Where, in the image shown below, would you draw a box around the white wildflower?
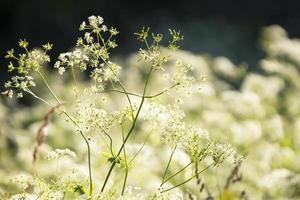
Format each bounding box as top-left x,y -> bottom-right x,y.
54,61 -> 60,68
8,90 -> 13,98
45,148 -> 76,160
17,92 -> 23,98
58,67 -> 65,75
79,21 -> 86,30
102,25 -> 108,32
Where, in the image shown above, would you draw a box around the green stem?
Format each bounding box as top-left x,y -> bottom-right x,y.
96,35 -> 134,120
71,65 -> 78,85
101,66 -> 153,192
25,88 -> 54,108
161,145 -> 177,185
121,123 -> 129,195
145,83 -> 180,98
102,60 -> 135,120
160,163 -> 214,193
103,130 -> 115,157
30,71 -> 93,196
37,70 -> 61,104
116,66 -> 153,156
102,83 -> 180,99
128,130 -> 153,165
161,161 -> 193,186
79,130 -> 93,197
62,111 -> 93,197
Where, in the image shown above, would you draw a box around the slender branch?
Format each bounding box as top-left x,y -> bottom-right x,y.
102,83 -> 180,99
145,83 -> 180,98
101,66 -> 153,192
116,66 -> 153,156
101,59 -> 135,120
161,161 -> 193,186
25,90 -> 93,197
161,145 -> 177,185
103,130 -> 115,157
121,123 -> 129,195
25,88 -> 54,108
71,66 -> 78,85
37,70 -> 61,104
79,130 -> 93,197
160,163 -> 215,193
102,89 -> 142,98
61,111 -> 93,197
128,130 -> 153,165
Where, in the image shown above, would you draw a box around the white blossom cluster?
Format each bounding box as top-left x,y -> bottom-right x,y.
10,174 -> 64,200
3,40 -> 52,98
141,102 -> 235,165
45,148 -> 77,160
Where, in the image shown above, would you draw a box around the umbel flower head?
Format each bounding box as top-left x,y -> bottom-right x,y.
3,40 -> 52,98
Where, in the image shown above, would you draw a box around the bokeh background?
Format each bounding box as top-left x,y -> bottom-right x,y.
1,0 -> 300,85
2,1 -> 300,199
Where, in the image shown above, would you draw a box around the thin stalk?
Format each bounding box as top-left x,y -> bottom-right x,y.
36,70 -> 92,195
61,111 -> 93,197
26,89 -> 93,197
71,65 -> 78,85
25,88 -> 54,108
116,66 -> 153,156
102,89 -> 142,98
121,123 -> 129,195
161,161 -> 193,186
101,162 -> 116,192
101,66 -> 153,192
160,163 -> 214,193
96,34 -> 134,120
103,130 -> 115,157
102,60 -> 134,120
102,82 -> 179,99
161,145 -> 177,185
145,83 -> 180,98
70,66 -> 93,195
79,130 -> 93,197
37,70 -> 61,104
128,130 -> 153,165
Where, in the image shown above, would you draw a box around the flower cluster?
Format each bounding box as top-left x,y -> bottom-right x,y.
53,15 -> 121,92
142,102 -> 235,165
45,148 -> 77,160
3,41 -> 52,98
135,27 -> 183,71
167,60 -> 196,95
3,75 -> 36,98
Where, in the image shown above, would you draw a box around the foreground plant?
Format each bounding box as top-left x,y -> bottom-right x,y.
3,16 -> 236,199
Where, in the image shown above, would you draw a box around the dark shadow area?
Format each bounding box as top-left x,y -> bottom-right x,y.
1,0 -> 300,85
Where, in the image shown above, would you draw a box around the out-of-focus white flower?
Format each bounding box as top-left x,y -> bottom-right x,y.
259,168 -> 292,190
213,56 -> 242,79
58,67 -> 65,75
242,74 -> 284,102
45,148 -> 76,160
230,120 -> 262,145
